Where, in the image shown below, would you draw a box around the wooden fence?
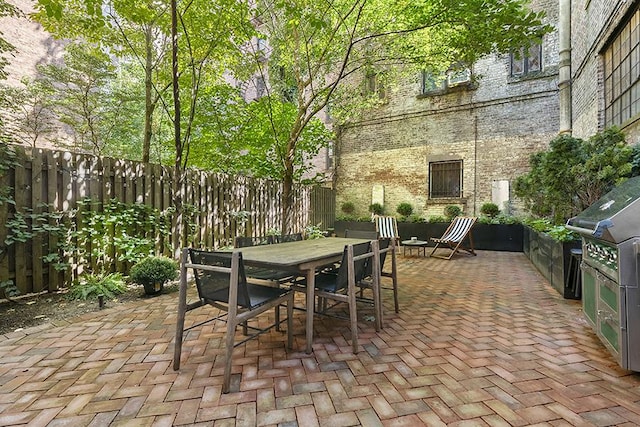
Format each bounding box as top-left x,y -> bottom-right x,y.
0,145 -> 335,297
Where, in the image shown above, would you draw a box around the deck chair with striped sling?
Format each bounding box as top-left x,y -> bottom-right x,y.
374,215 -> 400,244
430,216 -> 478,260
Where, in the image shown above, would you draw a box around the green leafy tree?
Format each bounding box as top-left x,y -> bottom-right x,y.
573,127 -> 633,209
190,92 -> 332,181
250,0 -> 551,233
515,128 -> 635,224
0,77 -> 58,146
34,0 -> 172,162
36,42 -> 139,155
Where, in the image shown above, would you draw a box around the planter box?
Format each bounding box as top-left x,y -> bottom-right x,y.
333,220 -> 375,237
472,223 -> 523,252
334,220 -> 523,252
523,226 -> 580,299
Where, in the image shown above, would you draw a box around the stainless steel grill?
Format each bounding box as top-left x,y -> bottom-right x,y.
566,176 -> 640,371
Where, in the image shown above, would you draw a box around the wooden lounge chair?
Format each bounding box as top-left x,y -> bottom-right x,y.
430,216 -> 478,260
374,215 -> 400,242
173,248 -> 294,393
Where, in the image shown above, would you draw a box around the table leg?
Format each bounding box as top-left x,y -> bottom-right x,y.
305,268 -> 315,354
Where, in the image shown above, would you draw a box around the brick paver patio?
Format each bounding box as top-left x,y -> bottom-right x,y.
1,250 -> 640,426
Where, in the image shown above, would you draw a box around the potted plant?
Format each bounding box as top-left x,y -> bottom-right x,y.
129,256 -> 178,296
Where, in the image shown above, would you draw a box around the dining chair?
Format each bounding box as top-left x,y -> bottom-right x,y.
234,235 -> 274,247
354,237 -> 399,320
344,230 -> 400,314
234,235 -> 296,285
343,229 -> 378,239
291,241 -> 381,353
173,248 -> 294,393
273,233 -> 303,243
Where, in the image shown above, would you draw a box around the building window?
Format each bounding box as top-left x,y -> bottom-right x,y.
421,65 -> 471,95
510,44 -> 542,77
429,160 -> 462,198
604,6 -> 640,127
422,71 -> 446,93
365,73 -> 386,100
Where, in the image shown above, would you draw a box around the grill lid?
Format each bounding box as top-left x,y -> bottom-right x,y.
566,176 -> 640,243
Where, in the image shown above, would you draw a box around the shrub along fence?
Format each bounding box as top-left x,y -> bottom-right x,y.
0,145 -> 334,297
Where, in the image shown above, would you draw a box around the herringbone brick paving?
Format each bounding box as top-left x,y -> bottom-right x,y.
1,250 -> 640,426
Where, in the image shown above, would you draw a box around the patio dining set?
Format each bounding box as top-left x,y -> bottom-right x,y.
172,215 -> 478,393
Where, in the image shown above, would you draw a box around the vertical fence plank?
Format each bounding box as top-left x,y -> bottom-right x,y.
59,152 -> 74,284
46,151 -> 60,291
31,149 -> 44,293
0,146 -> 13,296
13,147 -> 29,294
103,157 -> 114,201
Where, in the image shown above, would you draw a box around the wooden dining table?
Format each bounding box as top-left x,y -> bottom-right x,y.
233,237 -> 370,353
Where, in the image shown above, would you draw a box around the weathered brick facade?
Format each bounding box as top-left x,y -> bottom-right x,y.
570,0 -> 640,143
336,0 -> 560,219
2,0 -> 63,88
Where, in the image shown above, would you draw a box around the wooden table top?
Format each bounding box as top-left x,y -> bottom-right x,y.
233,237 -> 370,269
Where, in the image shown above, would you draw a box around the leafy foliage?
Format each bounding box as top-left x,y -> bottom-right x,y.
396,203 -> 414,218
190,95 -> 332,182
477,213 -> 521,225
35,42 -> 142,155
480,203 -> 500,218
303,224 -> 326,240
408,214 -> 426,223
369,203 -> 384,215
522,217 -> 577,242
129,256 -> 178,287
444,205 -> 462,220
427,215 -> 448,223
340,201 -> 356,215
515,128 -> 636,224
72,199 -> 173,273
67,272 -> 127,301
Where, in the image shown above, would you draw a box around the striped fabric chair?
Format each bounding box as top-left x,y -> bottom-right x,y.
374,215 -> 400,242
430,216 -> 478,260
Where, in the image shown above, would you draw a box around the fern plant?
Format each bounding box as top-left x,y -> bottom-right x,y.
67,272 -> 127,301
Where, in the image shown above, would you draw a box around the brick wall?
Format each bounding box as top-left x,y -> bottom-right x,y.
570,0 -> 640,142
336,0 -> 560,219
1,0 -> 64,88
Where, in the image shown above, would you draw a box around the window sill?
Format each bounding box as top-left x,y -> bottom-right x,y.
508,66 -> 558,83
417,81 -> 477,99
425,198 -> 467,206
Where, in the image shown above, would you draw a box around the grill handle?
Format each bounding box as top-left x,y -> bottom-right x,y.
566,220 -> 613,239
566,224 -> 596,237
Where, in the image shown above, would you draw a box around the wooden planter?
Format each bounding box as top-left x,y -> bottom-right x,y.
333,221 -> 524,252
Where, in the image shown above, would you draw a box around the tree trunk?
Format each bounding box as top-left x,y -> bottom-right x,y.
170,0 -> 184,257
281,144 -> 296,235
142,25 -> 154,164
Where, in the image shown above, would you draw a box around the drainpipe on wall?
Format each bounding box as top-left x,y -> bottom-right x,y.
558,0 -> 572,135
473,114 -> 478,216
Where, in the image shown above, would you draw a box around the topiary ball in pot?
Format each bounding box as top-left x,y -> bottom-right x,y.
396,202 -> 413,219
130,256 -> 178,296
